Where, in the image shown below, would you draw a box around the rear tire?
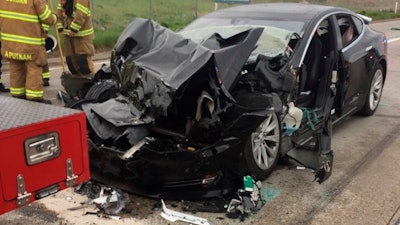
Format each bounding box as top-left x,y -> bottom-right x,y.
359,64 -> 384,116
243,112 -> 281,180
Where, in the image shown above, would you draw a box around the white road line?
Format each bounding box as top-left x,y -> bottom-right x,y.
388,37 -> 400,43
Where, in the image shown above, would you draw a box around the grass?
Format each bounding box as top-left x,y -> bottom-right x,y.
360,10 -> 400,20
89,0 -> 217,49
49,0 -> 400,51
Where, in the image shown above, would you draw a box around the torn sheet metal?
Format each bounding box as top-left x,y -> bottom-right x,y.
113,18 -> 262,91
111,18 -> 263,116
161,199 -> 214,225
81,95 -> 149,127
81,184 -> 128,216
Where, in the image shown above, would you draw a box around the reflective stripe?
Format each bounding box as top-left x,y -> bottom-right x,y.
26,89 -> 44,98
0,10 -> 39,23
57,3 -> 63,10
42,24 -> 50,32
1,32 -> 45,45
42,71 -> 50,79
77,28 -> 94,37
63,28 -> 94,37
10,87 -> 26,95
76,3 -> 91,16
57,22 -> 63,29
70,21 -> 82,31
38,5 -> 52,21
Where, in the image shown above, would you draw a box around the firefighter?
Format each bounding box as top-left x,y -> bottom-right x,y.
0,42 -> 10,93
0,0 -> 57,103
57,0 -> 95,97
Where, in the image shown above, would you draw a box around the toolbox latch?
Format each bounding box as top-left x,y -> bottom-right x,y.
16,174 -> 31,207
65,158 -> 78,187
24,131 -> 60,165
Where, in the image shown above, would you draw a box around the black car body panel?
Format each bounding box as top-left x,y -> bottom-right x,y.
65,3 -> 387,199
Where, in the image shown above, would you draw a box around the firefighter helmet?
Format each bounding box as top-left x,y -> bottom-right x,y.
45,34 -> 57,53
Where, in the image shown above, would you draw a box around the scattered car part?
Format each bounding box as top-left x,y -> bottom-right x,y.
161,199 -> 214,225
92,187 -> 127,215
226,176 -> 264,221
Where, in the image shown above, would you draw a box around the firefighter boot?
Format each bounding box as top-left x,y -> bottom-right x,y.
43,78 -> 50,87
0,83 -> 10,92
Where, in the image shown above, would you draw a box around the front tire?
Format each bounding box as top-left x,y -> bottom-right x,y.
359,64 -> 384,116
243,112 -> 281,180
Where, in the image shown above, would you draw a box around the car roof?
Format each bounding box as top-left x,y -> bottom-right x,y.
201,3 -> 342,22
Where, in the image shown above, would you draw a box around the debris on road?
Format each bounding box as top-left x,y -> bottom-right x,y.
226,176 -> 265,221
161,199 -> 214,225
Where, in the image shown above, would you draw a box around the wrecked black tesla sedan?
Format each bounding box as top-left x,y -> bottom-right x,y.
65,3 -> 387,199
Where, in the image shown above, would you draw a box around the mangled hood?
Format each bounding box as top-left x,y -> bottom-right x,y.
111,18 -> 263,114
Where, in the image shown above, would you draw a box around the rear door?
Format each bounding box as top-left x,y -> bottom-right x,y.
336,14 -> 369,116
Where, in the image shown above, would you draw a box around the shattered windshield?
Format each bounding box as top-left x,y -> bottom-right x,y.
179,25 -> 295,62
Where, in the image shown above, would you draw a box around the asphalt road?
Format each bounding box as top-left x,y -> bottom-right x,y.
1,20 -> 400,225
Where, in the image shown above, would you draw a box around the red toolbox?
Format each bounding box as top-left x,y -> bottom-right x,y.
0,96 -> 90,215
